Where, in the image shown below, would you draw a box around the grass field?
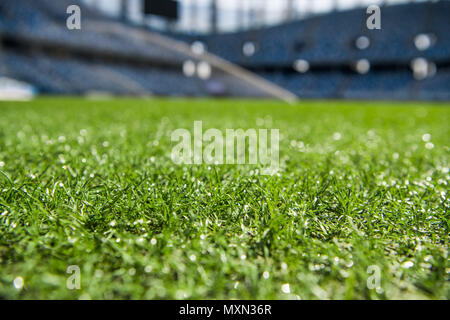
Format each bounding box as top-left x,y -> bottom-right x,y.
0,97 -> 448,299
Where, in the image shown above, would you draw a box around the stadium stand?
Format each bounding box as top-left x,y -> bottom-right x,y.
0,0 -> 448,100
0,0 -> 291,99
196,2 -> 450,66
183,1 -> 450,100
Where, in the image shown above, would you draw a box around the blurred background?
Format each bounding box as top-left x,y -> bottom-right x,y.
0,0 -> 448,100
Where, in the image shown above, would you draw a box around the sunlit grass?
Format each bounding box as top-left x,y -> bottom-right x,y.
0,97 -> 448,299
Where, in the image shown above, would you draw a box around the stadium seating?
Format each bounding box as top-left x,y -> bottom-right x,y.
0,0 -> 187,64
191,1 -> 450,100
0,0 -> 273,97
198,2 -> 450,66
0,0 -> 448,100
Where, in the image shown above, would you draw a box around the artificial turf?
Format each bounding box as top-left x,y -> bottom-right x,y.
0,97 -> 448,299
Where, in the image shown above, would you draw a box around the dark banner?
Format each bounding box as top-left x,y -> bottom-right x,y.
143,0 -> 179,20
0,300 -> 444,318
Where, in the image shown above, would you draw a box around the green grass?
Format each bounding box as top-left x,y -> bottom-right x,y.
0,97 -> 448,299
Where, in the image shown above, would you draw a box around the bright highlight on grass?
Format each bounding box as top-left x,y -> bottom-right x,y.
0,98 -> 448,299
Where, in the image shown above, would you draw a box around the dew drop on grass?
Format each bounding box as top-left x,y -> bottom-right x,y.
13,276 -> 24,290
422,133 -> 431,142
425,142 -> 434,150
333,132 -> 342,141
281,283 -> 291,294
402,261 -> 414,269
